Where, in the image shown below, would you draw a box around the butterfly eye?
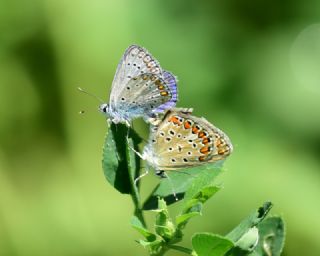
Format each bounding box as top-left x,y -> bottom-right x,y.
99,104 -> 109,113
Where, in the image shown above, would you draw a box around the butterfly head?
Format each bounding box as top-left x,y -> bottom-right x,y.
99,103 -> 110,116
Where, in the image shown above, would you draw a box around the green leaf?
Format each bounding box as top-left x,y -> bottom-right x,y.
136,239 -> 163,254
176,210 -> 201,227
183,170 -> 222,203
192,233 -> 234,256
176,200 -> 202,225
131,216 -> 157,242
102,123 -> 141,194
235,227 -> 259,252
143,162 -> 224,210
154,198 -> 175,241
250,216 -> 285,256
175,186 -> 220,230
185,185 -> 221,206
226,202 -> 273,243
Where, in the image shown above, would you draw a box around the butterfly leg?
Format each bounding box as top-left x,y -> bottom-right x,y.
126,136 -> 144,159
134,167 -> 149,186
125,120 -> 131,127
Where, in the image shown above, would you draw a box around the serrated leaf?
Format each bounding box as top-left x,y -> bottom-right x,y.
192,233 -> 234,256
143,162 -> 223,210
226,202 -> 273,243
250,216 -> 285,256
102,123 -> 141,194
131,216 -> 156,242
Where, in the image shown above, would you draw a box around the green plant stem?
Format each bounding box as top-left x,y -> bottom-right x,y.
126,139 -> 146,227
167,245 -> 193,255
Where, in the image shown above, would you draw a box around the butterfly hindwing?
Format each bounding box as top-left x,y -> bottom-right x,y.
144,108 -> 232,170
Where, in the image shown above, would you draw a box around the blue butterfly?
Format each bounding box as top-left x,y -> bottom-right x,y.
100,45 -> 178,125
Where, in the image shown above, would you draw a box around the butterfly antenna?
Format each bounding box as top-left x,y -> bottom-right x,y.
77,87 -> 104,103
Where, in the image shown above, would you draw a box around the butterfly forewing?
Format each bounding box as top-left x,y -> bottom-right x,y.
145,109 -> 232,170
110,45 -> 162,106
112,71 -> 177,120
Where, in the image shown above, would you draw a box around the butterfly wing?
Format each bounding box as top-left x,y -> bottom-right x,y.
109,45 -> 163,109
144,108 -> 232,171
113,71 -> 178,120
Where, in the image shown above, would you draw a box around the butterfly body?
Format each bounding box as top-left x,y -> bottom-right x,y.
142,108 -> 233,171
101,45 -> 178,124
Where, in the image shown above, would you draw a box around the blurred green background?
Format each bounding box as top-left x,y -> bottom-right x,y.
1,0 -> 320,255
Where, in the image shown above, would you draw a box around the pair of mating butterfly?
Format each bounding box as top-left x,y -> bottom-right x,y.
98,45 -> 232,179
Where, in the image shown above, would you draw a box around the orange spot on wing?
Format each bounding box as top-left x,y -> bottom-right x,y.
169,116 -> 181,125
218,148 -> 225,155
155,80 -> 162,85
198,131 -> 205,138
184,120 -> 191,129
200,146 -> 210,154
215,138 -> 222,146
202,137 -> 209,144
192,126 -> 199,134
199,156 -> 206,161
160,91 -> 169,96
